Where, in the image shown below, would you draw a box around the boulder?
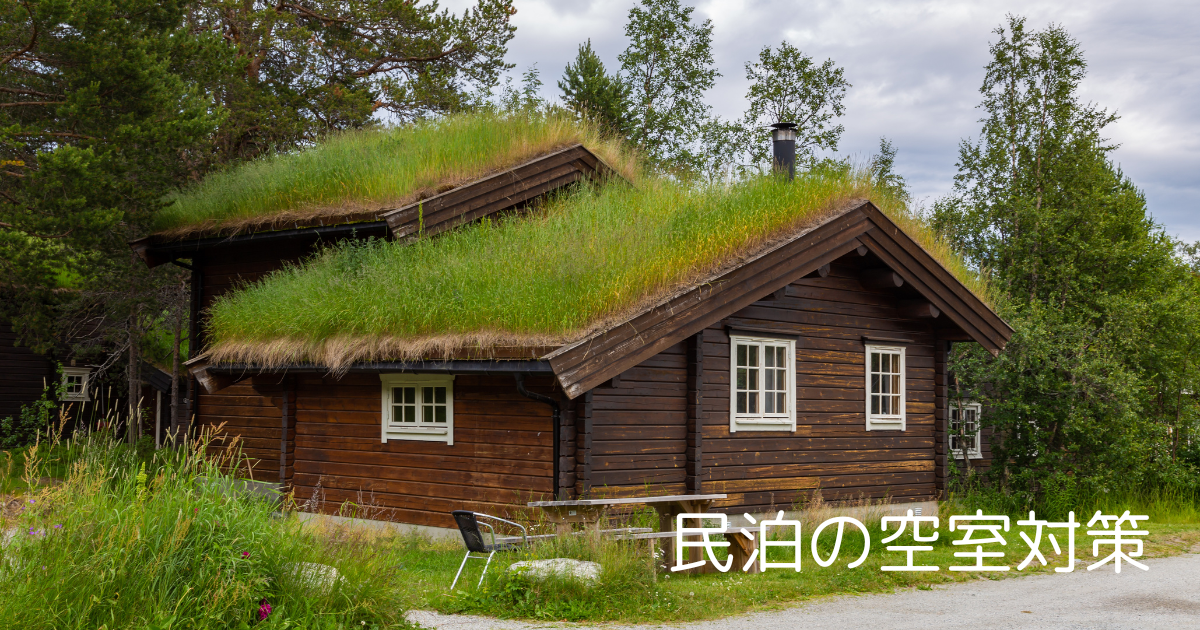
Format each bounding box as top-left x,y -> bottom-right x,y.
507,558 -> 601,584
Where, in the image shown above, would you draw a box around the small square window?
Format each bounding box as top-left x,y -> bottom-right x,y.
61,368 -> 91,402
865,345 -> 905,430
950,401 -> 982,459
380,375 -> 454,444
730,336 -> 795,432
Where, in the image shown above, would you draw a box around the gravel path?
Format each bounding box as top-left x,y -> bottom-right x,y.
406,553 -> 1200,630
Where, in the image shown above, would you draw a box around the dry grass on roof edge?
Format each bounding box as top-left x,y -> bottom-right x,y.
199,197 -> 866,373
152,113 -> 640,241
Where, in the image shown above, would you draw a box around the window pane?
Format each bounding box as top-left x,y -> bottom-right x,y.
765,347 -> 775,368
872,374 -> 881,394
776,392 -> 785,414
748,368 -> 758,391
737,367 -> 747,390
435,406 -> 447,423
747,345 -> 758,367
737,392 -> 746,414
434,387 -> 446,404
737,344 -> 747,367
748,392 -> 758,414
871,395 -> 880,415
765,392 -> 775,413
404,387 -> 415,404
422,387 -> 433,403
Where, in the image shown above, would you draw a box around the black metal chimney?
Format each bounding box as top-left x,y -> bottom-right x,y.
771,122 -> 797,180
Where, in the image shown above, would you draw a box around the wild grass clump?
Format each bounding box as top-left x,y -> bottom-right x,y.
154,111 -> 637,237
206,165 -> 991,368
0,432 -> 412,629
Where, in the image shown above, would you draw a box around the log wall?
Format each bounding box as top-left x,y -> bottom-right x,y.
0,322 -> 55,421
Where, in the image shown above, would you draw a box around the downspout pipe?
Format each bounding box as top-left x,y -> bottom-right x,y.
515,373 -> 562,499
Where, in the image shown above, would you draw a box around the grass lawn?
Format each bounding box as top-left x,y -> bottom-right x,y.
384,507 -> 1200,624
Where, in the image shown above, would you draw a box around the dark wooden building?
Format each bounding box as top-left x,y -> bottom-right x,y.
135,144 -> 1011,532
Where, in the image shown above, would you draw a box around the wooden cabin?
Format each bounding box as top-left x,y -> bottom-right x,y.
133,123 -> 1011,532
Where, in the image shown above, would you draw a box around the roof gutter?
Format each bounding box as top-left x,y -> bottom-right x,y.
130,221 -> 390,268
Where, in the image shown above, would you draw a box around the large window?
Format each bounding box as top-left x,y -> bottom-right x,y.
61,367 -> 92,402
865,344 -> 905,430
729,335 -> 795,432
380,375 -> 454,444
949,401 -> 982,459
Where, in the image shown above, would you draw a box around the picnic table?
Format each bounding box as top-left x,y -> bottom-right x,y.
527,493 -> 728,574
527,493 -> 728,536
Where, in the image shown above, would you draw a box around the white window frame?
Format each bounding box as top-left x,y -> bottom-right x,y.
729,335 -> 796,432
61,367 -> 92,402
949,400 -> 983,459
380,374 -> 455,445
865,344 -> 906,430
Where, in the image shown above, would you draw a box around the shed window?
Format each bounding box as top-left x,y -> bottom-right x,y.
865,344 -> 905,430
61,367 -> 92,402
380,375 -> 454,444
949,401 -> 982,459
729,335 -> 795,432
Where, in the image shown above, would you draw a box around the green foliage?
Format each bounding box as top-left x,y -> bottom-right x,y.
619,0 -> 718,171
0,0 -> 227,352
0,433 -> 414,628
741,41 -> 851,165
558,40 -> 632,137
0,378 -> 59,450
189,0 -> 517,163
933,16 -> 1200,500
870,137 -> 910,203
203,165 -> 981,368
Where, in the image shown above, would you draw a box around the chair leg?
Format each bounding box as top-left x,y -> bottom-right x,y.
477,550 -> 496,588
451,551 -> 472,590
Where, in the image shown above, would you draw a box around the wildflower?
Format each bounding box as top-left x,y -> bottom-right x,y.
242,551 -> 250,558
258,598 -> 272,621
53,524 -> 61,529
27,499 -> 34,504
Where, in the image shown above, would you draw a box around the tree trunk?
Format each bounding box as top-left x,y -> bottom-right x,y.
169,297 -> 182,445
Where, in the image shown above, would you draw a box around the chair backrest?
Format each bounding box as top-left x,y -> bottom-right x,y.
452,510 -> 488,553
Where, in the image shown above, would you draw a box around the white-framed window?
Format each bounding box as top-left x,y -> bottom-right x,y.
380,374 -> 454,445
729,335 -> 796,432
865,344 -> 905,430
60,367 -> 92,402
949,401 -> 982,459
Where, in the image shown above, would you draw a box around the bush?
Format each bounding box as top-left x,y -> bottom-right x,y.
0,382 -> 57,450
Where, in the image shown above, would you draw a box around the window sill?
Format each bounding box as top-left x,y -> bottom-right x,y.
866,421 -> 905,431
731,419 -> 795,432
383,426 -> 452,444
951,451 -> 983,460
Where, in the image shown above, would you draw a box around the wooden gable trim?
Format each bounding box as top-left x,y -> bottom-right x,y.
546,203 -> 873,399
383,144 -> 620,241
853,204 -> 1012,354
546,199 -> 1015,399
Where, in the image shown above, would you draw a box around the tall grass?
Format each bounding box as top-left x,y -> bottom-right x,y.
153,111 -> 637,237
0,432 -> 412,629
205,165 -> 992,369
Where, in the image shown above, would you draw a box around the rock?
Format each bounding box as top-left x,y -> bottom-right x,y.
286,562 -> 344,594
507,558 -> 601,584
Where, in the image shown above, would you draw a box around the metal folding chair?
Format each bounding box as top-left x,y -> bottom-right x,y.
450,510 -> 528,590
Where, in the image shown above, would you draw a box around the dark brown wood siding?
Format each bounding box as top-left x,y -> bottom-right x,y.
289,373 -> 555,529
199,377 -> 291,481
0,323 -> 55,421
584,342 -> 690,496
585,256 -> 951,513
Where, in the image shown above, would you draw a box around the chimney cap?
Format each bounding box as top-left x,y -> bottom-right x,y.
770,122 -> 798,130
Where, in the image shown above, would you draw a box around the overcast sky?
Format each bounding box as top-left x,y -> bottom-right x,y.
447,0 -> 1200,242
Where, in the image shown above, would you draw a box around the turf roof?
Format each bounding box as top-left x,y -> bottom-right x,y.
203,166 -> 994,370
153,112 -> 635,239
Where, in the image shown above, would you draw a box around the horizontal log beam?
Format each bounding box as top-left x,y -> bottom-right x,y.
899,300 -> 940,319
860,268 -> 904,290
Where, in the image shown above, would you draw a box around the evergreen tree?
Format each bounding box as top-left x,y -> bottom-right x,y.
618,0 -> 718,171
558,40 -> 631,136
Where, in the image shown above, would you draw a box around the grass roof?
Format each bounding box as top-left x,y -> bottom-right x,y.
153,112 -> 636,238
204,166 -> 993,370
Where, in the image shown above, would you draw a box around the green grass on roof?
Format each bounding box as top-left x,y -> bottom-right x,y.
204,168 -> 993,369
153,112 -> 636,237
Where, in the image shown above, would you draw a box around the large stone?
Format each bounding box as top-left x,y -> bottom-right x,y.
507,558 -> 601,584
286,562 -> 344,594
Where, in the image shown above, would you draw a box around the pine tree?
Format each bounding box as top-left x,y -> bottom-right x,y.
558,40 -> 631,136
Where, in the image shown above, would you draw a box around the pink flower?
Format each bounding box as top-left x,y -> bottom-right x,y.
242,551 -> 250,558
258,598 -> 271,621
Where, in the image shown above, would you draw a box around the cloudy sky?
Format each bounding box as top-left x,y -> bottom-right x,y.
447,0 -> 1200,242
